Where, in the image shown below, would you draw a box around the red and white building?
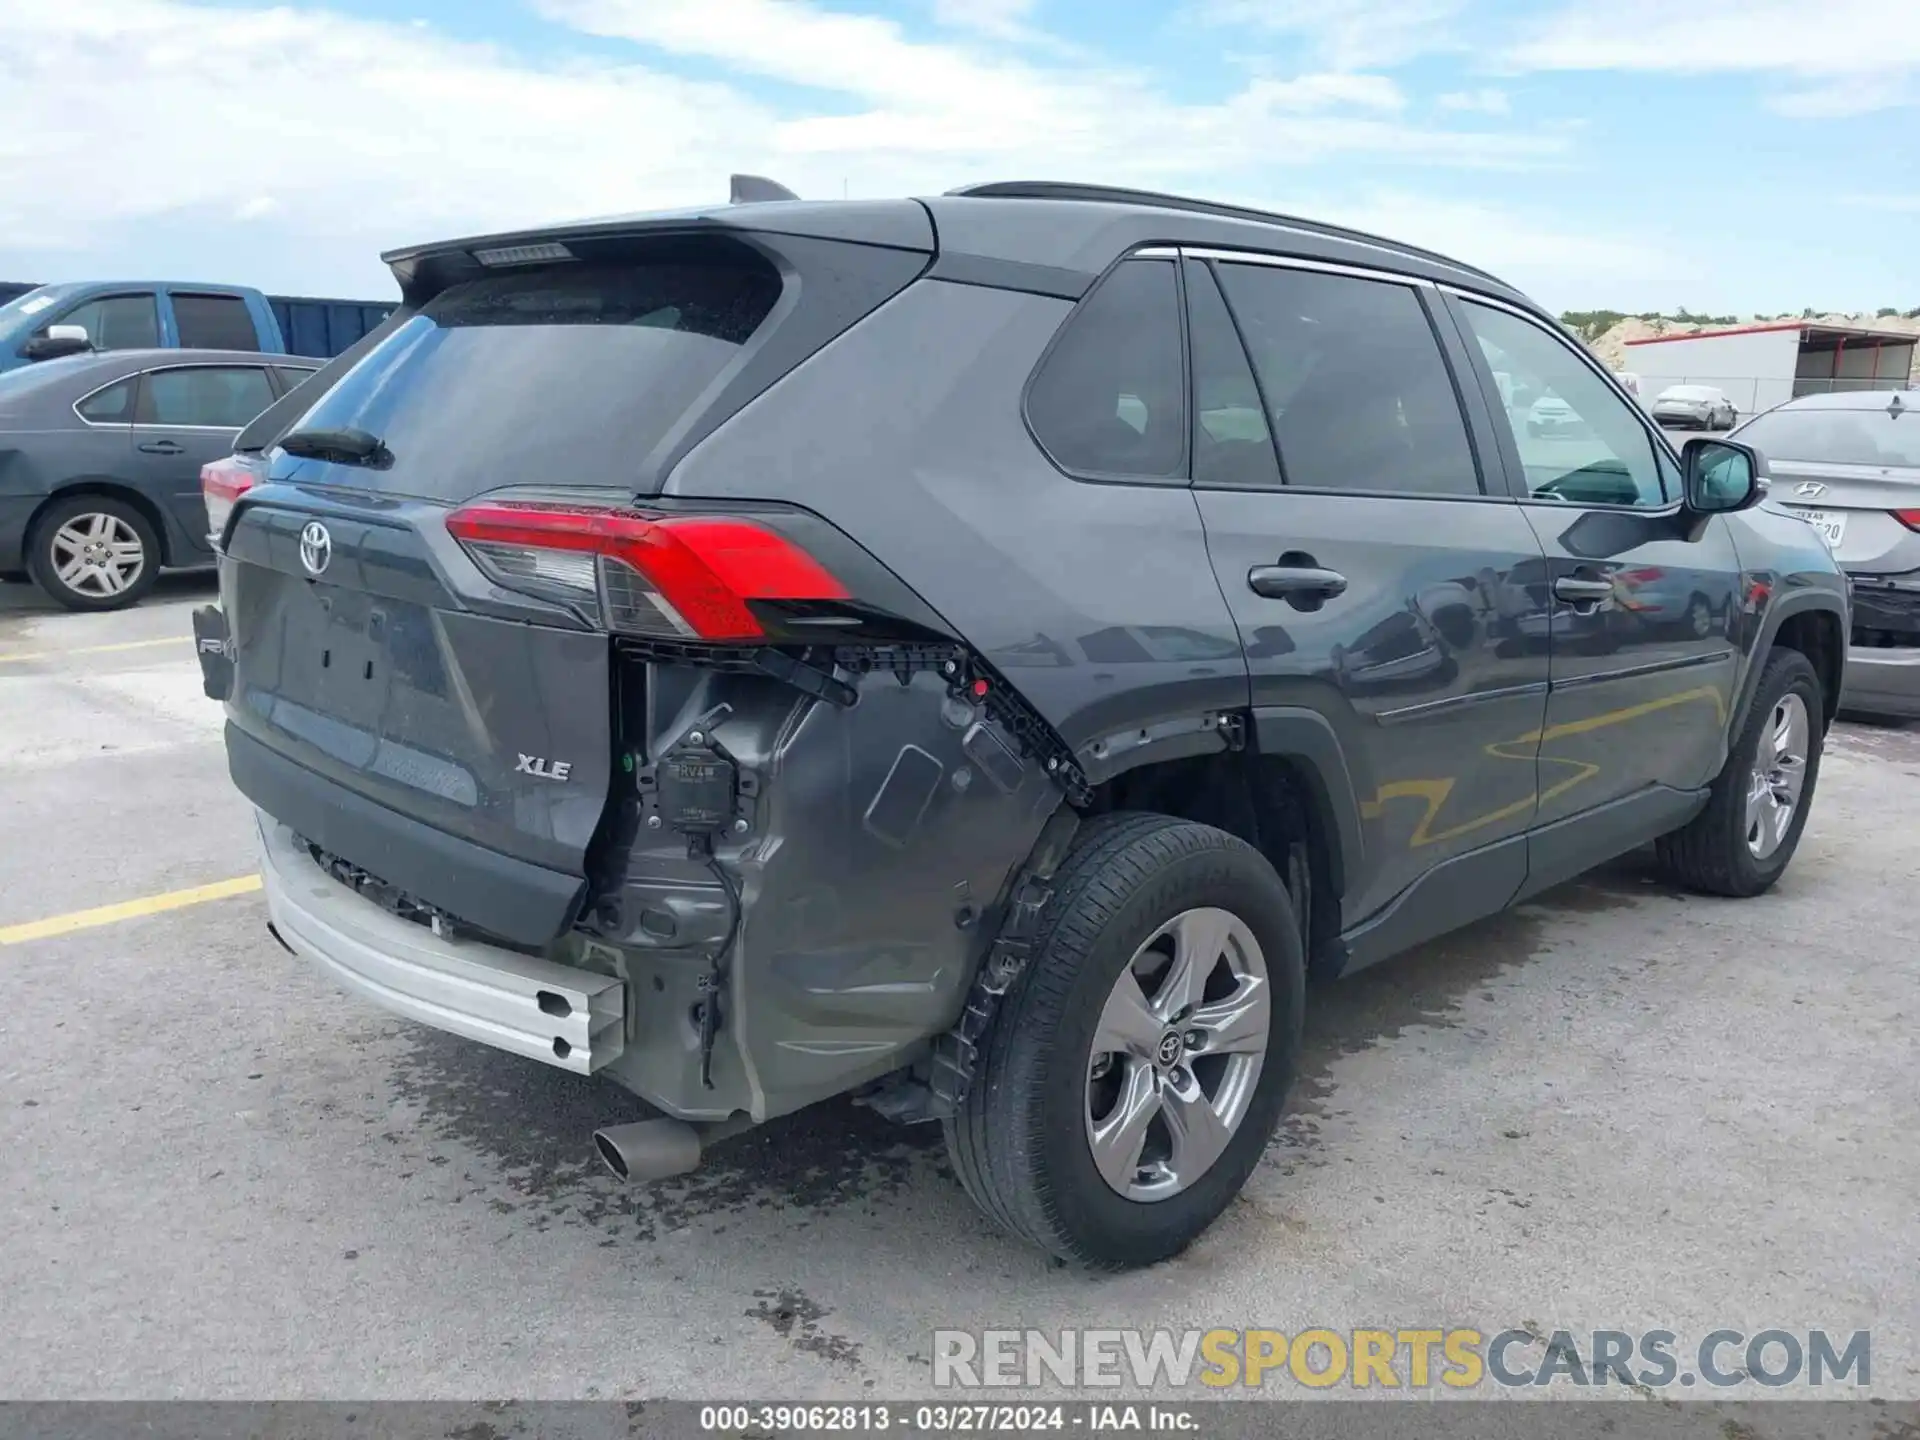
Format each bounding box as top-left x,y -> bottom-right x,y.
1624,321 -> 1917,416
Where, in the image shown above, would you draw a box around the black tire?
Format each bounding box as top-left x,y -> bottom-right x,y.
26,494 -> 160,612
1684,593 -> 1712,638
944,812 -> 1304,1269
1655,648 -> 1823,897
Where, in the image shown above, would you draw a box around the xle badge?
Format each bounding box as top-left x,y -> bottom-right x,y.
516,754 -> 573,782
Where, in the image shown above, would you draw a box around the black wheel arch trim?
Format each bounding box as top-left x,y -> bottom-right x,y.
1248,706 -> 1364,900
1734,589 -> 1848,738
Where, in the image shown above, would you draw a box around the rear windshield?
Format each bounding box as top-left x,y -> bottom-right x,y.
279,254 -> 782,500
1739,406 -> 1920,468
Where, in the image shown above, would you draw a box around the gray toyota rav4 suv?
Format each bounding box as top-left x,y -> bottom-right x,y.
197,180 -> 1849,1268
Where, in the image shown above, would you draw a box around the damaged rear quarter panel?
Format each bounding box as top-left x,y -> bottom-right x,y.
593,664 -> 1060,1124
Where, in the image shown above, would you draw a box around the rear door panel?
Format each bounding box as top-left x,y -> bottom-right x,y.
1186,255 -> 1550,925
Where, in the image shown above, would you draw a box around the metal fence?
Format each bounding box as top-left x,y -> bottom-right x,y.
1621,374 -> 1917,414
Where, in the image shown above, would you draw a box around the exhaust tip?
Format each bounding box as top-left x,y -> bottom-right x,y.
593,1129 -> 630,1181
592,1118 -> 703,1184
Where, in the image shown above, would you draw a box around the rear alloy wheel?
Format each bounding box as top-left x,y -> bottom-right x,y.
27,496 -> 159,612
945,812 -> 1304,1269
1655,648 -> 1823,896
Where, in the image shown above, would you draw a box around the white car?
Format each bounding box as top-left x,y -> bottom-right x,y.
1526,392 -> 1582,436
1651,384 -> 1738,430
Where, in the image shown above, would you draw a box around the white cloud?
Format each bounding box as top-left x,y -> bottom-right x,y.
1438,88 -> 1509,115
1254,189 -> 1674,309
1255,72 -> 1407,111
0,0 -> 1558,293
1508,0 -> 1919,110
1203,0 -> 1469,70
930,0 -> 1037,42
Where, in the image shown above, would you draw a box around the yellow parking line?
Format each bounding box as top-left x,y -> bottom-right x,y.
0,635 -> 191,665
0,875 -> 262,946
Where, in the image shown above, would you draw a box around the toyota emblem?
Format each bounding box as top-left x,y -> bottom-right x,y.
1794,481 -> 1827,499
299,520 -> 333,576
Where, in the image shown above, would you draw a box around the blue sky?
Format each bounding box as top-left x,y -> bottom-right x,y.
1,0 -> 1914,314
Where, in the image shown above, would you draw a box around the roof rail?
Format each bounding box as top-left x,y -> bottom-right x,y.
944,180 -> 1504,286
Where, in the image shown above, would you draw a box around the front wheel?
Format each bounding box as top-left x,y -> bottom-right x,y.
944,813 -> 1304,1269
1655,648 -> 1823,896
26,495 -> 160,612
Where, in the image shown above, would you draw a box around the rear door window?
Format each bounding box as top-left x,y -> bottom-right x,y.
137,366 -> 278,428
173,293 -> 260,351
53,293 -> 159,351
1025,258 -> 1187,481
281,256 -> 783,501
1214,263 -> 1482,497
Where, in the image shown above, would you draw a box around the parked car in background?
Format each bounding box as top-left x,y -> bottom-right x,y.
1526,391 -> 1583,435
1733,390 -> 1920,718
0,281 -> 393,374
0,347 -> 314,609
1651,383 -> 1737,430
193,178 -> 1846,1270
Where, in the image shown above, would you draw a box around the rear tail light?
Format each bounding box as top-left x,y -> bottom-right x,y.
201,455 -> 261,544
445,500 -> 848,641
1893,509 -> 1920,533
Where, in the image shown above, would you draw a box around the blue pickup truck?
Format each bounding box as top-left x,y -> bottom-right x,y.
0,280 -> 392,372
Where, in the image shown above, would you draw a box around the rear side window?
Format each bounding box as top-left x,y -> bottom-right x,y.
76,378 -> 136,424
283,257 -> 782,501
1026,259 -> 1186,481
173,294 -> 260,351
53,293 -> 159,351
138,367 -> 277,428
1215,264 -> 1482,497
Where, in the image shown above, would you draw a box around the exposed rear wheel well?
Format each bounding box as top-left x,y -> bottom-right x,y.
1081,750 -> 1342,977
1770,609 -> 1843,728
30,483 -> 174,568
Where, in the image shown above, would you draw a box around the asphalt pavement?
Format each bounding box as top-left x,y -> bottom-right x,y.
1,572 -> 1914,1405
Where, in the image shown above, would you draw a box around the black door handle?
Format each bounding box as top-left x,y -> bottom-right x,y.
1553,576 -> 1614,604
137,440 -> 185,455
1248,564 -> 1348,600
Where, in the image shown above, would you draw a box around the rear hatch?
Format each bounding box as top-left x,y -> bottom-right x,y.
1740,398 -> 1920,573
217,217 -> 933,946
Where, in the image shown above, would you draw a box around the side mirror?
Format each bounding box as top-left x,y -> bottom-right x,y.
1682,436 -> 1766,514
22,324 -> 93,362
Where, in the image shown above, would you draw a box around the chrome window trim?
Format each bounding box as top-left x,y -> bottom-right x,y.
1178,246 -> 1435,290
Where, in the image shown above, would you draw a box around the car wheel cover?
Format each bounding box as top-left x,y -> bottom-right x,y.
50,512 -> 145,598
1084,906 -> 1269,1203
1746,692 -> 1809,860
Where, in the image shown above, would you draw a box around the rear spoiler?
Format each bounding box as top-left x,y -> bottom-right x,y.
234,308 -> 414,454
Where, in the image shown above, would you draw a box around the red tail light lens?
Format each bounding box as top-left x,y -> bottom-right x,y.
1893,509 -> 1920,533
201,455 -> 259,544
445,501 -> 848,641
